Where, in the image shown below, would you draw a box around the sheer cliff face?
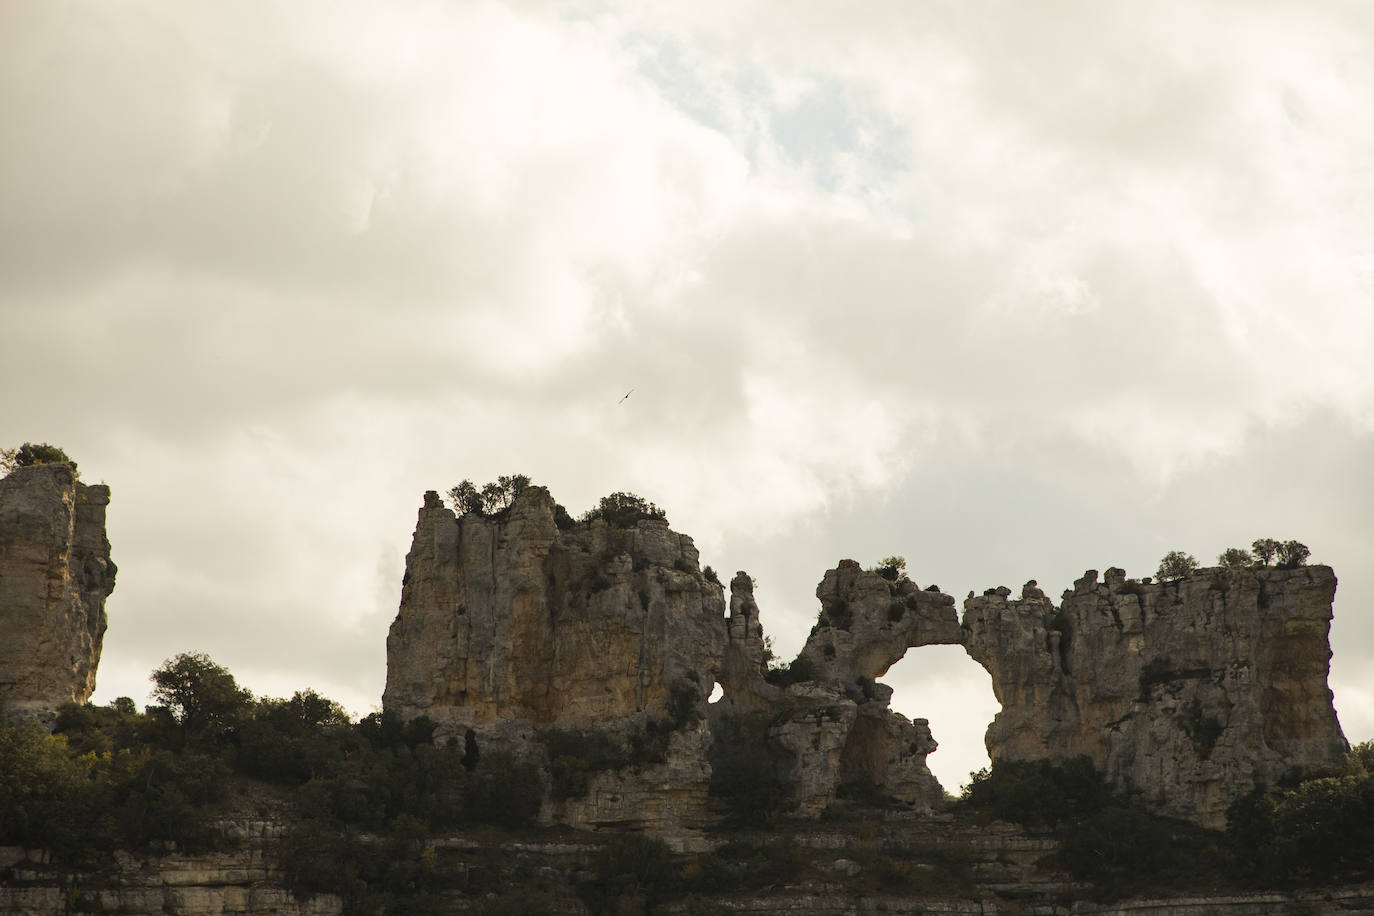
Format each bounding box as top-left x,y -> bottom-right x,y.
383,487 -> 724,728
0,464 -> 116,721
962,567 -> 1347,828
383,487 -> 726,836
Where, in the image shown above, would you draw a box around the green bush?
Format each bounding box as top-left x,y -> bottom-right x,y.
1,442 -> 78,477
1156,550 -> 1199,581
1227,743 -> 1374,885
763,653 -> 817,688
1218,547 -> 1254,568
1276,540 -> 1311,569
820,599 -> 851,630
958,757 -> 1108,828
447,474 -> 531,518
873,555 -> 907,582
580,491 -> 668,528
545,728 -> 628,799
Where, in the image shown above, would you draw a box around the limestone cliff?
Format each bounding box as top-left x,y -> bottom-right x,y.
962,566 -> 1348,828
383,486 -> 724,836
0,463 -> 115,722
716,560 -> 961,815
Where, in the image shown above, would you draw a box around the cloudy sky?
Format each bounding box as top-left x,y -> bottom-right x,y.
3,1 -> 1372,790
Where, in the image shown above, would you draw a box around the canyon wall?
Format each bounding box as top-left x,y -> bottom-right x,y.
0,463 -> 115,722
962,566 -> 1348,827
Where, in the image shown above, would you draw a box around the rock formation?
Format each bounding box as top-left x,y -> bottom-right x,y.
0,463 -> 115,722
715,560 -> 962,816
962,566 -> 1348,828
384,480 -> 1351,834
383,487 -> 724,837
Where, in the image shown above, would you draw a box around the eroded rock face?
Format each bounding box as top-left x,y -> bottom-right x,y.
0,464 -> 115,722
716,560 -> 961,815
962,568 -> 1348,828
383,487 -> 725,837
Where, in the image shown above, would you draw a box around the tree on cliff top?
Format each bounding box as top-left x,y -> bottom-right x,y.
1276,540 -> 1311,569
1,442 -> 78,478
150,652 -> 252,741
1156,550 -> 1199,582
447,474 -> 531,517
580,491 -> 668,528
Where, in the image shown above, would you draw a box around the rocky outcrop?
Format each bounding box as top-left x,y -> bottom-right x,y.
383,487 -> 724,837
716,560 -> 961,816
0,464 -> 115,722
962,567 -> 1348,828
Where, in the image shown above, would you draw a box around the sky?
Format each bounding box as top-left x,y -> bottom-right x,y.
2,1 -> 1372,791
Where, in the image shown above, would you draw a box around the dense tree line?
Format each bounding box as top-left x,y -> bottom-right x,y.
0,653 -> 541,913
958,745 -> 1374,900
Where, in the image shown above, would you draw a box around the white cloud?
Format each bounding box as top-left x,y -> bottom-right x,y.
2,0 -> 1372,757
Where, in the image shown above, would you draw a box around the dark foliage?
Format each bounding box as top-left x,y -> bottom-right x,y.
1,442 -> 78,477
1227,743 -> 1374,886
708,714 -> 793,825
580,491 -> 668,528
578,834 -> 679,914
958,756 -> 1109,828
763,653 -> 817,688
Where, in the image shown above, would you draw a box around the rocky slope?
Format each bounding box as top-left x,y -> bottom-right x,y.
962,566 -> 1348,827
0,463 -> 115,722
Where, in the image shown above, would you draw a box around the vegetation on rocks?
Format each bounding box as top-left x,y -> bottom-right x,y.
0,442 -> 78,477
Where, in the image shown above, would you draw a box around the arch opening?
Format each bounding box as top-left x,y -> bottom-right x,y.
882,644 -> 1000,794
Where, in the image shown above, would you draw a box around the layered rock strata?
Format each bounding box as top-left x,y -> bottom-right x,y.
0,463 -> 115,722
384,487 -> 724,836
717,560 -> 962,815
962,567 -> 1348,828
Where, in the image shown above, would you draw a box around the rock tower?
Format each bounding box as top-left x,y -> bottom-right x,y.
962,566 -> 1347,827
0,463 -> 116,722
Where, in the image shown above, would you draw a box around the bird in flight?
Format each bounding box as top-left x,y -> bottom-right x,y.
619,388 -> 634,404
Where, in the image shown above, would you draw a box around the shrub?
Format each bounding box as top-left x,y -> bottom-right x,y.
580,491 -> 668,528
1276,540 -> 1311,569
1227,763 -> 1374,885
874,555 -> 907,582
703,565 -> 721,586
821,599 -> 851,630
545,728 -> 630,799
763,653 -> 817,688
447,474 -> 531,517
1252,538 -> 1281,566
0,443 -> 78,477
1218,547 -> 1254,568
1156,550 -> 1199,582
958,757 -> 1108,828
